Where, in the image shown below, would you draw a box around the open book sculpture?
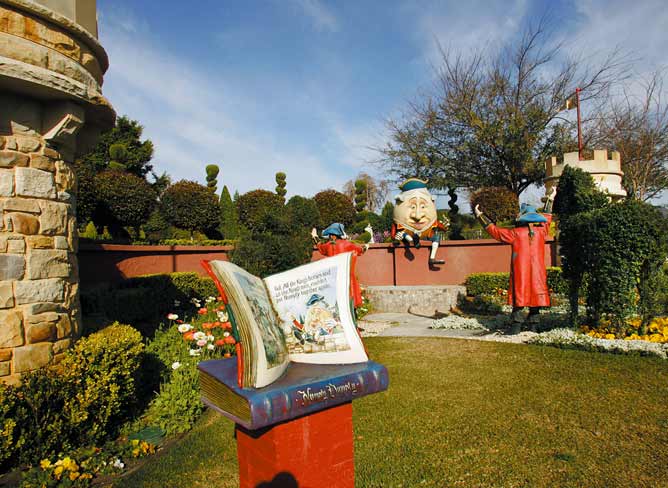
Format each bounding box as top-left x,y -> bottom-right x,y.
199,253 -> 388,429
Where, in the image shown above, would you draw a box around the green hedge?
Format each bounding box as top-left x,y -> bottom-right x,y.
81,272 -> 218,334
0,323 -> 143,469
465,267 -> 567,297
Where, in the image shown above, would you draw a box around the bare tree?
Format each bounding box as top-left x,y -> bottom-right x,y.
342,172 -> 390,212
589,71 -> 668,201
376,16 -> 629,195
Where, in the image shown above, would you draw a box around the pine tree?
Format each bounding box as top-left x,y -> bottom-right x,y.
219,185 -> 240,239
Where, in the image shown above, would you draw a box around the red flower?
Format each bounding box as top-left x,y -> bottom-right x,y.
224,335 -> 236,345
224,352 -> 231,358
217,296 -> 224,301
183,331 -> 195,341
221,321 -> 232,330
215,339 -> 225,347
217,305 -> 226,311
198,308 -> 208,315
202,322 -> 214,330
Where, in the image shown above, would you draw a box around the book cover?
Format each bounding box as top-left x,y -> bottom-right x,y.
198,358 -> 389,430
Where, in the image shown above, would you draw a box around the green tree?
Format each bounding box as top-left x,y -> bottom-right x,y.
275,172 -> 287,202
93,171 -> 157,238
377,19 -> 625,195
206,165 -> 220,193
161,180 -> 219,236
219,185 -> 240,239
380,201 -> 394,233
354,179 -> 368,212
313,190 -> 356,229
236,190 -> 285,232
108,143 -> 129,171
82,116 -> 154,177
286,195 -> 320,229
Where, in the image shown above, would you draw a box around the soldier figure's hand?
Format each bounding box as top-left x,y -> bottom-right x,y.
474,204 -> 483,218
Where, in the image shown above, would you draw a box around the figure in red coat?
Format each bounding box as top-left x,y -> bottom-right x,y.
311,223 -> 367,308
474,188 -> 556,334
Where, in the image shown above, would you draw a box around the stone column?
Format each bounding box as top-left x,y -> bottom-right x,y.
0,0 -> 115,384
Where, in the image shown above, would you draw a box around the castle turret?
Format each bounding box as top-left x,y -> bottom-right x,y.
545,150 -> 626,199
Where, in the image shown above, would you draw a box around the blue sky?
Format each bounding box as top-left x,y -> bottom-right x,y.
96,0 -> 668,206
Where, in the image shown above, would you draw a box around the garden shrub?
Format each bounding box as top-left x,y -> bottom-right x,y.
465,268 -> 567,297
313,189 -> 356,228
235,189 -> 284,232
93,170 -> 157,237
205,164 -> 219,193
275,172 -> 287,202
0,324 -> 143,469
286,195 -> 320,229
219,185 -> 241,239
80,272 -> 217,334
469,187 -> 519,223
161,180 -> 220,236
348,210 -> 383,236
574,200 -> 668,331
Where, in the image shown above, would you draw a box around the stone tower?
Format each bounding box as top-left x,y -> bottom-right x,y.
0,0 -> 115,384
544,150 -> 627,200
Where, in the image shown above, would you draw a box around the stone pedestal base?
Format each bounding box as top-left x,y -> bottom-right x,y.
235,402 -> 354,488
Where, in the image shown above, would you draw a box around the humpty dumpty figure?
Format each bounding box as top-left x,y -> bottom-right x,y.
392,178 -> 450,265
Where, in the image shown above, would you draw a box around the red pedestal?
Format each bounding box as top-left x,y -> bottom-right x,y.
235,402 -> 354,488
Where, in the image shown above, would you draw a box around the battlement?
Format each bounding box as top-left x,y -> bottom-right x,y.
545,150 -> 626,199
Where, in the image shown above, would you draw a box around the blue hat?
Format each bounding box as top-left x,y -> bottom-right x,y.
517,204 -> 547,223
322,223 -> 346,238
399,178 -> 428,192
306,294 -> 325,306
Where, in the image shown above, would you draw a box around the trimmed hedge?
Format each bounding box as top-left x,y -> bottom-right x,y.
465,267 -> 567,297
0,323 -> 143,469
81,272 -> 218,333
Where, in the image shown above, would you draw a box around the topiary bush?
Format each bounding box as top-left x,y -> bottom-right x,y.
161,180 -> 220,236
205,164 -> 219,193
275,172 -> 287,202
574,200 -> 668,331
469,186 -> 519,223
235,189 -> 285,232
93,170 -> 157,237
313,189 -> 356,229
219,185 -> 241,239
0,323 -> 144,469
286,195 -> 320,229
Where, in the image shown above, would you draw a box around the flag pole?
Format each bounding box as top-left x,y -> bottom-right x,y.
576,87 -> 583,160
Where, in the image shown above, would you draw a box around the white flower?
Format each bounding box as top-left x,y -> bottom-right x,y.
206,296 -> 216,303
217,310 -> 229,322
112,458 -> 124,469
189,348 -> 201,356
177,323 -> 193,333
207,344 -> 215,350
196,338 -> 208,347
223,331 -> 230,337
193,331 -> 206,341
167,313 -> 179,321
171,361 -> 181,370
207,334 -> 215,342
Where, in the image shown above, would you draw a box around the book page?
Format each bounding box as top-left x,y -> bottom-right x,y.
209,261 -> 289,388
263,253 -> 368,364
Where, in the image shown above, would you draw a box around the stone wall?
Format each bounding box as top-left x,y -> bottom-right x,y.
0,0 -> 114,383
0,126 -> 79,384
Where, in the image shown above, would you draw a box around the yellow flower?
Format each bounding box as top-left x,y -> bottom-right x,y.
69,471 -> 80,481
54,466 -> 64,479
132,448 -> 140,457
62,457 -> 78,472
604,333 -> 616,340
80,473 -> 93,480
131,439 -> 140,447
39,459 -> 51,470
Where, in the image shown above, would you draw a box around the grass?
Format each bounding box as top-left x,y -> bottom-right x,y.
115,337 -> 668,487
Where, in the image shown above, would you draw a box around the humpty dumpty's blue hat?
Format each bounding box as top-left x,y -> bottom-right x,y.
517,204 -> 548,223
306,294 -> 325,306
399,178 -> 429,192
322,222 -> 347,238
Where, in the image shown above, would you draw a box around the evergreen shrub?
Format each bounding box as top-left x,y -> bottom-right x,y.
469,187 -> 519,223
161,180 -> 219,235
465,268 -> 567,297
313,190 -> 356,228
235,189 -> 284,232
94,171 -> 157,236
0,324 -> 143,469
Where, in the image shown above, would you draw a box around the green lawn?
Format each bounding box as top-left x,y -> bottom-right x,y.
115,338 -> 668,487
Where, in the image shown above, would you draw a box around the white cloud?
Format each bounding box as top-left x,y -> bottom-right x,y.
291,0 -> 339,33
98,8 -> 345,197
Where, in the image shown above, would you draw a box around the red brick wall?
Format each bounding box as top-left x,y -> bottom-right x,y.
78,239 -> 557,286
